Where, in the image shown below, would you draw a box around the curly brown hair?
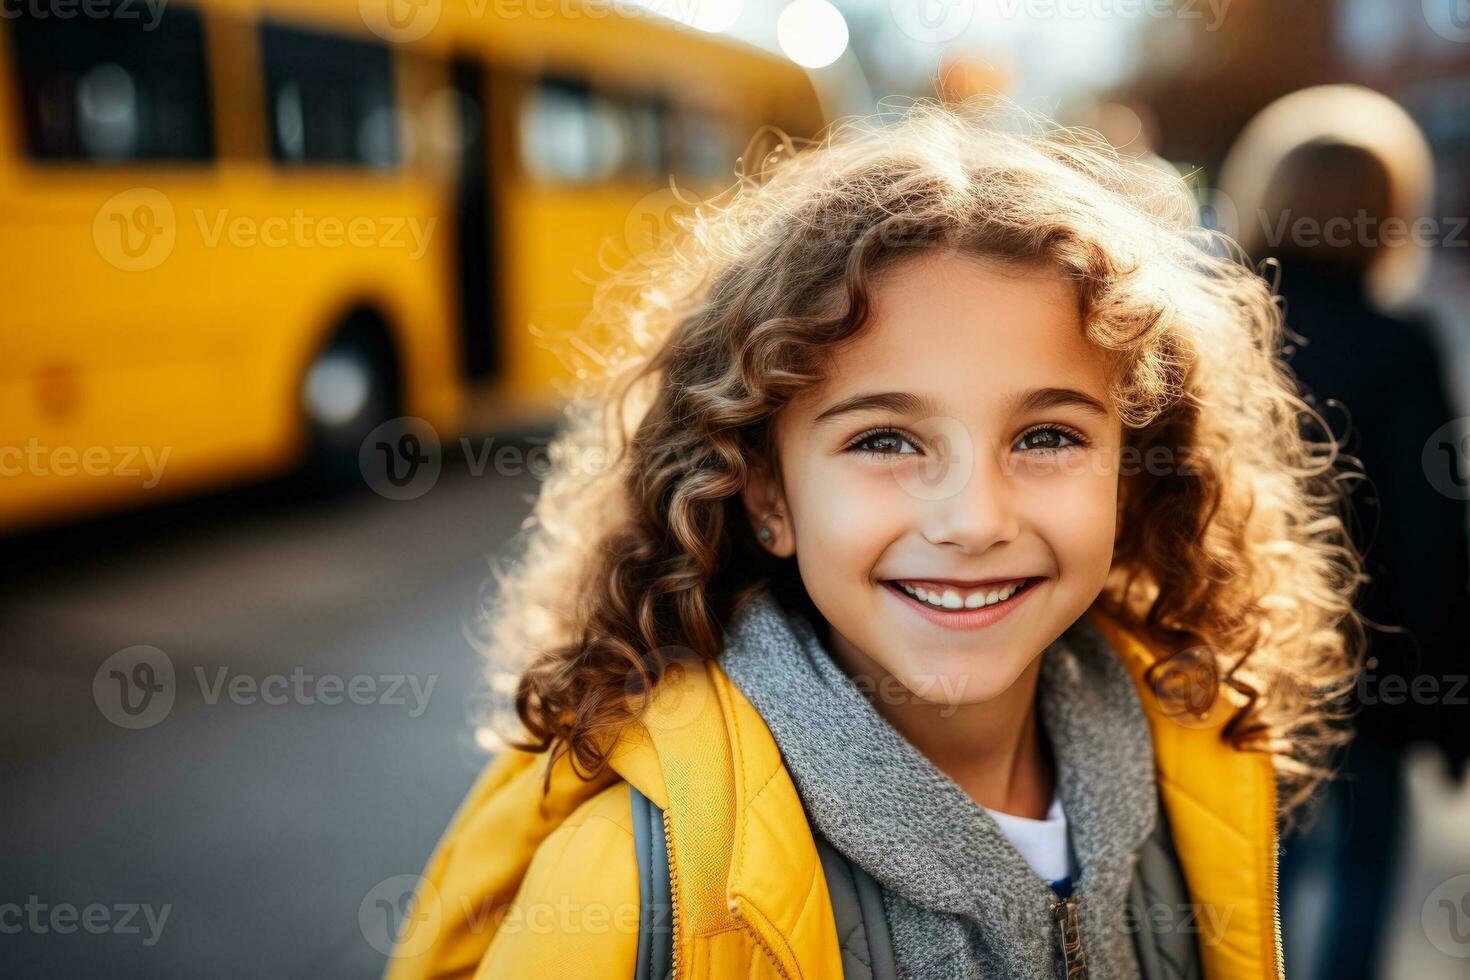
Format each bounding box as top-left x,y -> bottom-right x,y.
471,98 -> 1365,822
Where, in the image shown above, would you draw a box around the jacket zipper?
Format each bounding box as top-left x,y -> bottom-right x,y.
1265,769 -> 1284,979
659,806 -> 787,978
1050,896 -> 1089,979
728,896 -> 793,979
1270,846 -> 1285,980
661,809 -> 683,980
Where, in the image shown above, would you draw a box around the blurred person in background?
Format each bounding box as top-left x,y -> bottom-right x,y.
1222,85 -> 1470,980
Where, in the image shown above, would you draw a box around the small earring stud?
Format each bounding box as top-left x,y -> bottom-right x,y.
758,525 -> 774,543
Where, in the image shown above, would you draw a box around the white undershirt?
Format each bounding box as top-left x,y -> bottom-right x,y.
984,794 -> 1074,886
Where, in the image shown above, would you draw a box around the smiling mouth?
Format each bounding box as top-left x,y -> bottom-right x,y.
883,577 -> 1038,610
878,575 -> 1043,630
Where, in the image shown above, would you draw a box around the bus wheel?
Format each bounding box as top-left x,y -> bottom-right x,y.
299,315 -> 400,493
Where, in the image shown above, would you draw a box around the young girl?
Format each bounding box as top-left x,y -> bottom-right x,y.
385,100 -> 1362,980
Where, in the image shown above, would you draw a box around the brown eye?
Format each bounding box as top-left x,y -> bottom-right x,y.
1016,425 -> 1086,453
846,428 -> 919,456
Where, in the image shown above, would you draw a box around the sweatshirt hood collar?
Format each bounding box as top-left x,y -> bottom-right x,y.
718,590 -> 1157,978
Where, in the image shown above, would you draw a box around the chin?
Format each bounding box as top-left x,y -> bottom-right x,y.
893,660 -> 1028,708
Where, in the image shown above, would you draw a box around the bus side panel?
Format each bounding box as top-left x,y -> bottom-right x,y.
0,167 -> 458,533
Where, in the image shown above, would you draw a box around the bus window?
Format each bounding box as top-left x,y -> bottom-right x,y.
622,95 -> 669,178
673,107 -> 737,181
8,3 -> 213,163
519,78 -> 673,183
259,22 -> 397,169
520,76 -> 623,183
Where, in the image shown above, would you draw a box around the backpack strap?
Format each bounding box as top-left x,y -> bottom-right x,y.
630,783 -> 898,980
630,785 -> 674,980
813,827 -> 899,980
1128,790 -> 1204,980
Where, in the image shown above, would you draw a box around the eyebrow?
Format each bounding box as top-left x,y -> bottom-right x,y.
813,391 -> 942,425
812,386 -> 1111,425
1006,386 -> 1112,419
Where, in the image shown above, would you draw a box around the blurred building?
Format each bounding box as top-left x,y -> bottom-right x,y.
1122,0 -> 1470,222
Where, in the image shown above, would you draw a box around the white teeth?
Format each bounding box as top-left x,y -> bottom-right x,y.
895,579 -> 1026,610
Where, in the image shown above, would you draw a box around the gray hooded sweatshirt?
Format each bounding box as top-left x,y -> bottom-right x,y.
718,589 -> 1159,980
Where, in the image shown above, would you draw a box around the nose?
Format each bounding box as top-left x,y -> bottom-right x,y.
916,432 -> 1021,554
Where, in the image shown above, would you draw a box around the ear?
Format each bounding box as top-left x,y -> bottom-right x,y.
741,458 -> 796,558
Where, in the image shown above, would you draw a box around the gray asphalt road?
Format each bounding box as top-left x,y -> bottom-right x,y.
0,427 -> 555,978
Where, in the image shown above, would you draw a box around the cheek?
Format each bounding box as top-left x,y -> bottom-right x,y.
1022,461 -> 1118,573
794,460 -> 906,558
791,461 -> 911,617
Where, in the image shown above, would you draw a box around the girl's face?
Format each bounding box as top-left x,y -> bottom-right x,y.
745,251 -> 1124,708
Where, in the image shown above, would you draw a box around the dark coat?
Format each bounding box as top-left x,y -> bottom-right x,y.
1277,259 -> 1470,764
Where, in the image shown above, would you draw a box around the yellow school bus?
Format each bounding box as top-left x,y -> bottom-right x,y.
0,0 -> 823,532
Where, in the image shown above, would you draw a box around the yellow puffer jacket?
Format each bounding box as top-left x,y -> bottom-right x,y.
384,607 -> 1283,979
